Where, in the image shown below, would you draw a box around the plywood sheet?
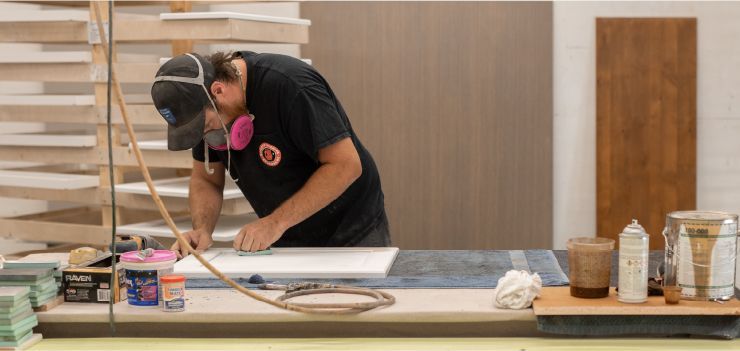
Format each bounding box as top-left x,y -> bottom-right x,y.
118,214 -> 256,242
116,177 -> 243,200
174,247 -> 400,279
596,18 -> 696,249
533,287 -> 740,316
0,170 -> 98,190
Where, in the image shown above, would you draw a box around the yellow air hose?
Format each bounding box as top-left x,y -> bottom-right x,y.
92,2 -> 394,314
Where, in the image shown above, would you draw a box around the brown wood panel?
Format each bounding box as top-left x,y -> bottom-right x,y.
596,18 -> 696,249
302,2 -> 553,249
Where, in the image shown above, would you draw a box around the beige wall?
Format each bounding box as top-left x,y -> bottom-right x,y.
303,2 -> 553,249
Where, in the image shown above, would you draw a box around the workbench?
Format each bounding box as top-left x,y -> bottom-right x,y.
32,250 -> 738,338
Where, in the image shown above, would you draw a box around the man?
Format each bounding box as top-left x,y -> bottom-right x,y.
151,51 -> 389,258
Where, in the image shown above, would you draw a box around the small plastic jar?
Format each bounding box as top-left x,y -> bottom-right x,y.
161,274 -> 186,312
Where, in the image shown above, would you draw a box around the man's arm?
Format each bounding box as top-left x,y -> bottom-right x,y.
234,137 -> 361,252
172,160 -> 226,258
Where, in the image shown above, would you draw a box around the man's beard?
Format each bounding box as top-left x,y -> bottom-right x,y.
216,100 -> 247,121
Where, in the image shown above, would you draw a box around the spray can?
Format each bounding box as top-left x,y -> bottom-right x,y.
618,219 -> 649,303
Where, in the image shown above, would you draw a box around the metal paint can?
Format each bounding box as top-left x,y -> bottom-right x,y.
161,274 -> 186,312
662,211 -> 738,301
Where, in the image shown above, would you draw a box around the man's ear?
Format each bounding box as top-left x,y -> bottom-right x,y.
210,81 -> 225,97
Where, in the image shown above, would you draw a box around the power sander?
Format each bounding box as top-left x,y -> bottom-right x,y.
111,234 -> 166,253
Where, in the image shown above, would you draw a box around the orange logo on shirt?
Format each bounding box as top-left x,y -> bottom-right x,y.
259,142 -> 281,167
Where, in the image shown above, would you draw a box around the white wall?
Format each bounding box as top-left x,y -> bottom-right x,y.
553,1 -> 740,248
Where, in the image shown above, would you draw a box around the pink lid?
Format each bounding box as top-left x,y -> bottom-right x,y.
121,250 -> 177,263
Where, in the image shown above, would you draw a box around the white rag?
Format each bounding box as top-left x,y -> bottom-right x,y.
493,270 -> 542,309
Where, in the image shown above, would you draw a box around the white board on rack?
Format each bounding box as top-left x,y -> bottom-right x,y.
0,94 -> 152,106
118,214 -> 256,242
0,51 -> 91,63
0,52 -> 158,64
0,170 -> 98,190
116,177 -> 243,199
160,11 -> 311,26
0,95 -> 95,106
174,247 -> 400,279
0,10 -> 90,22
129,139 -> 166,151
159,57 -> 312,66
0,134 -> 96,147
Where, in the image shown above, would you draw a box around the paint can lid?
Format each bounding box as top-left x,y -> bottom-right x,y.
121,250 -> 177,263
161,274 -> 186,283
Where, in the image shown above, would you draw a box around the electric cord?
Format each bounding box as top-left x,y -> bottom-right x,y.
103,0 -> 116,336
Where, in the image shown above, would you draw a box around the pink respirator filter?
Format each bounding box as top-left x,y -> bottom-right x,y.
210,114 -> 254,151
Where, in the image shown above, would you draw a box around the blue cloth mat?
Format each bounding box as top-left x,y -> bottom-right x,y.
186,249 -> 569,289
537,315 -> 740,339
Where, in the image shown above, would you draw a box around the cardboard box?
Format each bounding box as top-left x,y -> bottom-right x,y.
62,253 -> 126,303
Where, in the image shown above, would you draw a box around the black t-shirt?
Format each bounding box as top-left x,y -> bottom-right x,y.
193,51 -> 386,247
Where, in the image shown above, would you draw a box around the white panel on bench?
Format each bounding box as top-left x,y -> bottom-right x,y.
160,11 -> 311,26
116,177 -> 244,199
174,247 -> 400,279
118,214 -> 256,242
0,170 -> 98,189
0,134 -> 96,147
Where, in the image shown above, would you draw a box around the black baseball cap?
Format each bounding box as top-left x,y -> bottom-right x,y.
151,53 -> 216,151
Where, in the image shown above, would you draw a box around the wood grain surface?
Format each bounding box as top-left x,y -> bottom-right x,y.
596,18 -> 697,249
534,287 -> 740,316
302,2 -> 553,249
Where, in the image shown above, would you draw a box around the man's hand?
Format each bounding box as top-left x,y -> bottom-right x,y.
233,217 -> 285,252
171,228 -> 213,259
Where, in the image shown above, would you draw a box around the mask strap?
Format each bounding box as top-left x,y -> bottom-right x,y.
205,92 -> 238,182
204,142 -> 214,175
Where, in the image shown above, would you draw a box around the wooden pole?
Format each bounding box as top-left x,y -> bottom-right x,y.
169,1 -> 194,56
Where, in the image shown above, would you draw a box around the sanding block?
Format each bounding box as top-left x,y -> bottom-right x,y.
236,249 -> 272,256
68,247 -> 99,265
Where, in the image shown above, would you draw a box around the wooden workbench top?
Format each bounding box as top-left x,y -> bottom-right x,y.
37,289 -> 534,324
534,287 -> 740,316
